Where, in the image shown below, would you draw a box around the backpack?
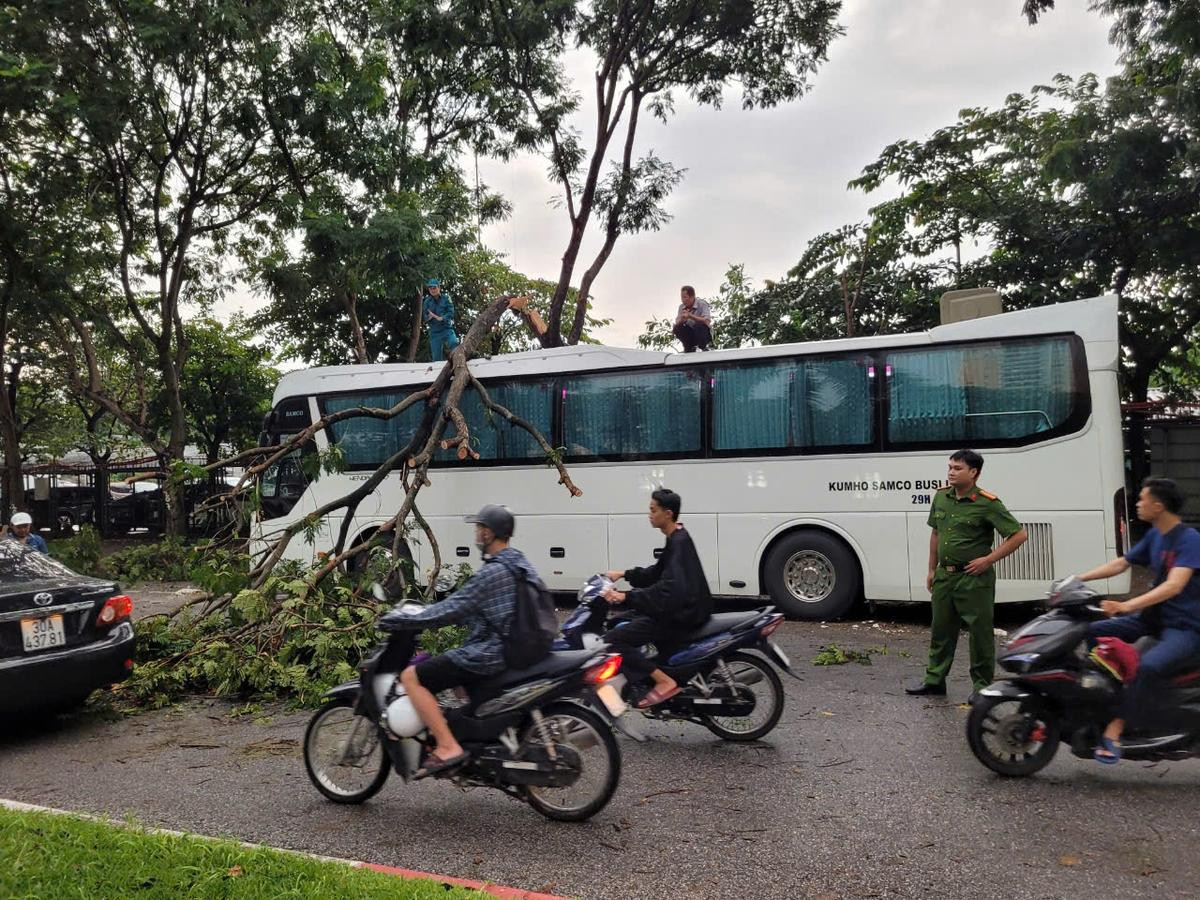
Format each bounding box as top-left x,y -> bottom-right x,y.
491,558 -> 556,669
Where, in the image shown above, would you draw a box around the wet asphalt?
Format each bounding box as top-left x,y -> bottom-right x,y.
2,602 -> 1199,899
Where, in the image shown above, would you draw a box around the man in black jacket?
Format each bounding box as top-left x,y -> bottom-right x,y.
602,488 -> 713,707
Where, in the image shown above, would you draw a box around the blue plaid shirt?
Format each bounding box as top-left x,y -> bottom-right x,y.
388,547 -> 534,673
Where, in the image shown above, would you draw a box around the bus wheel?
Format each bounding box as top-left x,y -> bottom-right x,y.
347,534 -> 398,576
763,530 -> 860,620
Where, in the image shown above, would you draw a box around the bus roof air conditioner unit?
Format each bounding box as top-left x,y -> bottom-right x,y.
939,288 -> 1003,325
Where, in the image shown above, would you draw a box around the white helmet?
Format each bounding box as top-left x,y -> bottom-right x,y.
10,512 -> 32,527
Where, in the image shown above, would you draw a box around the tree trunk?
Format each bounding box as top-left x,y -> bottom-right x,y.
162,462 -> 186,538
0,259 -> 23,519
545,220 -> 590,346
161,360 -> 189,538
406,290 -> 423,363
342,288 -> 369,364
0,364 -> 24,519
0,403 -> 23,520
92,457 -> 109,535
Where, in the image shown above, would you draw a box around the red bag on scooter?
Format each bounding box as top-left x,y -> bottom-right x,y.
1089,637 -> 1140,684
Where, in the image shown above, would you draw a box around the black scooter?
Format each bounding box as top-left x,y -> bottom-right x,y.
555,575 -> 793,742
302,598 -> 626,821
967,577 -> 1200,776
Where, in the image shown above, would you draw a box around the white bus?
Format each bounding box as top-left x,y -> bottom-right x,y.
255,294 -> 1130,619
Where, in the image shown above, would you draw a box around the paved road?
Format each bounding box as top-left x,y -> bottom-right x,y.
3,610 -> 1198,899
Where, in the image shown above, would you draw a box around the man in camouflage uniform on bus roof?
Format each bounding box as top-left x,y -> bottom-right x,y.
906,449 -> 1028,704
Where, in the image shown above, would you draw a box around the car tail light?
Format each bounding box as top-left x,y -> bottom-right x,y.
584,655 -> 622,685
760,616 -> 783,637
96,595 -> 133,627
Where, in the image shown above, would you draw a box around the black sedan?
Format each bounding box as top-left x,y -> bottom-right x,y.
0,541 -> 135,713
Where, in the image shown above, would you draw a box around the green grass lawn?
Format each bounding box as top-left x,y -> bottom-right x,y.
0,805 -> 483,899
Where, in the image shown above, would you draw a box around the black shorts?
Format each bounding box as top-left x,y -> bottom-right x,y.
413,654 -> 486,695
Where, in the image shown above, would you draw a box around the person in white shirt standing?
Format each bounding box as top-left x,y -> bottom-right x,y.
672,285 -> 712,352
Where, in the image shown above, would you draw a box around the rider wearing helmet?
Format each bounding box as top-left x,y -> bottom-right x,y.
601,488 -> 713,708
1078,477 -> 1200,763
379,504 -> 538,777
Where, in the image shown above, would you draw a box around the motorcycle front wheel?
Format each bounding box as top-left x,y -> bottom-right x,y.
304,698 -> 391,803
523,702 -> 621,822
966,693 -> 1060,777
701,651 -> 785,742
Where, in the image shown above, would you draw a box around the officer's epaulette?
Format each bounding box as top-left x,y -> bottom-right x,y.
977,488 -> 998,501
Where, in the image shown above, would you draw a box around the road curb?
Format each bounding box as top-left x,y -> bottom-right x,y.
0,798 -> 565,899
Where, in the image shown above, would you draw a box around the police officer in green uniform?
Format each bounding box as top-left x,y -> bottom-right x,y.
906,449 -> 1027,703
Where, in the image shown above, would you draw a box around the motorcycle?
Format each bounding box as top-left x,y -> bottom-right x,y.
967,576 -> 1200,776
553,575 -> 793,742
302,596 -> 626,822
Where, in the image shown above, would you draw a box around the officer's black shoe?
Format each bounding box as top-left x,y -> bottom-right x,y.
905,681 -> 947,696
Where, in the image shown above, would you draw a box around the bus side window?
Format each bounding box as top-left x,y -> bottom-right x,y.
562,370 -> 701,459
887,337 -> 1076,445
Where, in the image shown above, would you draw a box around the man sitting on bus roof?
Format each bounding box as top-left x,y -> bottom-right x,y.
672,285 -> 712,353
379,504 -> 533,778
602,488 -> 713,707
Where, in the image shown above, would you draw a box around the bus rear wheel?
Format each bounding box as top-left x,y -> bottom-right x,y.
763,530 -> 860,620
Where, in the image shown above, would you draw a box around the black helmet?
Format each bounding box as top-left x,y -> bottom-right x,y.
464,504 -> 514,540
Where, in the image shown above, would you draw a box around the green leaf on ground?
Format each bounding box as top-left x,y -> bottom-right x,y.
812,644 -> 874,666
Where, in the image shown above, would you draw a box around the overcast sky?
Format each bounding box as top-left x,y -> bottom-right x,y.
477,0 -> 1120,347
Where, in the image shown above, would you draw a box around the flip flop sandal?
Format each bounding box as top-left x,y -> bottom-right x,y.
414,750 -> 470,780
636,685 -> 682,709
1093,735 -> 1122,765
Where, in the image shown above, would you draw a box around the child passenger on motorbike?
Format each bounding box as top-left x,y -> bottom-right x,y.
1078,478 -> 1200,764
379,504 -> 537,778
602,488 -> 713,708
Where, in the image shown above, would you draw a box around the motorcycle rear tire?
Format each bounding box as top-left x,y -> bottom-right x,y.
523,702 -> 621,823
701,651 -> 785,742
966,694 -> 1060,777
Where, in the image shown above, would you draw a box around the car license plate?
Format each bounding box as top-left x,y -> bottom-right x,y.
596,683 -> 627,718
769,641 -> 791,668
21,614 -> 66,653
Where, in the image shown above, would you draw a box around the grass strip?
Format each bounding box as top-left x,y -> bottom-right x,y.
0,805 -> 482,899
